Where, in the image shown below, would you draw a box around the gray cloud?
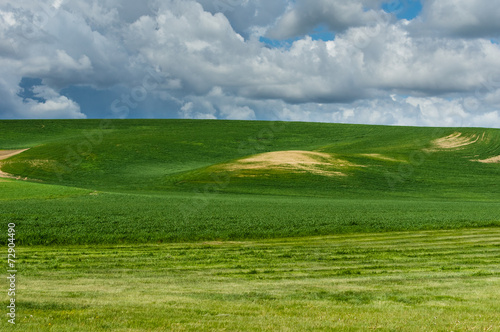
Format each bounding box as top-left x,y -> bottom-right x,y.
197,0 -> 288,38
411,0 -> 500,38
266,0 -> 389,40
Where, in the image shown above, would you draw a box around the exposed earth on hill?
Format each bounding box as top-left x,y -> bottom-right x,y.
0,149 -> 29,179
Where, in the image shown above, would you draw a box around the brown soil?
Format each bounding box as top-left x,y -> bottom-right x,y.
359,153 -> 405,162
223,150 -> 359,177
430,132 -> 482,150
0,149 -> 30,179
474,155 -> 500,164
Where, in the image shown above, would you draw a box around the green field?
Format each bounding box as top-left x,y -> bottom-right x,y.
3,228 -> 500,331
1,119 -> 499,330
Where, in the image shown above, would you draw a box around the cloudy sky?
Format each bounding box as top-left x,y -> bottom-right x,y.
1,0 -> 500,127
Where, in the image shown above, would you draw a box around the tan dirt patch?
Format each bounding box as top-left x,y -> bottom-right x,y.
359,153 -> 405,162
431,132 -> 481,150
474,155 -> 500,164
0,149 -> 29,161
223,150 -> 359,177
0,149 -> 30,179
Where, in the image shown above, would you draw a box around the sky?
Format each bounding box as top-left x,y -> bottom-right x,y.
1,0 -> 500,127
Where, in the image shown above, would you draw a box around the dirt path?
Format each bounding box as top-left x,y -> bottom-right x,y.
0,149 -> 29,179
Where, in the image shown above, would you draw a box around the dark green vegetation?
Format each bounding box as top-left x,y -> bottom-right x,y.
1,184 -> 499,245
2,228 -> 500,331
0,119 -> 499,245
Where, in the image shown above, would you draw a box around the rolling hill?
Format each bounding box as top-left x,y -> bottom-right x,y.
0,119 -> 499,245
1,119 -> 500,197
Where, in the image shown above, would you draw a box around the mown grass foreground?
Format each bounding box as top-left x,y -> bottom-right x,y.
2,228 -> 500,331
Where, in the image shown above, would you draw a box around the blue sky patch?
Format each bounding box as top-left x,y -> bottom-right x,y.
18,77 -> 45,103
60,85 -> 121,118
260,25 -> 335,49
382,0 -> 422,20
310,25 -> 336,42
260,36 -> 299,49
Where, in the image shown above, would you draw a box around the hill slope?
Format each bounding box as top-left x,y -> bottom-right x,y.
1,119 -> 499,199
1,119 -> 499,245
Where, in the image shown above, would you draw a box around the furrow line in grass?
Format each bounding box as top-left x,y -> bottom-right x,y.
257,230 -> 500,247
319,233 -> 500,245
267,241 -> 500,254
306,236 -> 500,248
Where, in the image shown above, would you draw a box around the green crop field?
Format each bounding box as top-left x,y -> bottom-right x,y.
1,119 -> 499,330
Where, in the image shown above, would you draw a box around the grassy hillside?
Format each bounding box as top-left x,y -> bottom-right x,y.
1,119 -> 500,198
1,119 -> 499,245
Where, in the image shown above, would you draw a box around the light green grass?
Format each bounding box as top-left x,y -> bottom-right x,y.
3,228 -> 500,331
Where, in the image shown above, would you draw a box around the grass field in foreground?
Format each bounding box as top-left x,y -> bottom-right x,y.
3,228 -> 500,331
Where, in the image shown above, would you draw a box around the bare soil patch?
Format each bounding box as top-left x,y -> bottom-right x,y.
430,132 -> 483,150
359,153 -> 405,162
474,155 -> 500,164
0,149 -> 29,160
0,149 -> 30,179
224,150 -> 359,177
